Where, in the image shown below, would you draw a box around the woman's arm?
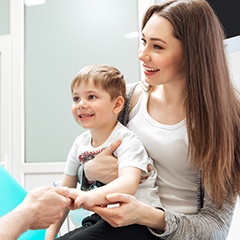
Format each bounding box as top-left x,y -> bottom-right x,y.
155,192 -> 237,240
91,191 -> 236,240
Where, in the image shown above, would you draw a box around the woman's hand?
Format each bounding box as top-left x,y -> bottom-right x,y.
90,193 -> 165,230
84,139 -> 121,184
90,193 -> 141,227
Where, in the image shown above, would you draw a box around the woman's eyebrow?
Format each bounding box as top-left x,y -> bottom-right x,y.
150,37 -> 167,44
142,33 -> 167,44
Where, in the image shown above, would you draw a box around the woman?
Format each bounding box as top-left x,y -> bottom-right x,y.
74,0 -> 240,239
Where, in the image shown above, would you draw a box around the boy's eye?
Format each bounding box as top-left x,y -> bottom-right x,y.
88,95 -> 97,99
73,97 -> 80,102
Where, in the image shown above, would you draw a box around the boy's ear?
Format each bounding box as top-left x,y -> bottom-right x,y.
113,96 -> 125,114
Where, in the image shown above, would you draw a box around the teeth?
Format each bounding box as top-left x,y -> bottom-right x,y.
80,114 -> 92,118
144,67 -> 159,72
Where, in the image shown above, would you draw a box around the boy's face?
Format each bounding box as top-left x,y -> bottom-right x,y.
71,81 -> 118,130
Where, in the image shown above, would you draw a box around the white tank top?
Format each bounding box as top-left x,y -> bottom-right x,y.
127,90 -> 198,214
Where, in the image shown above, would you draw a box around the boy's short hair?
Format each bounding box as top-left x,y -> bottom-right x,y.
71,64 -> 126,100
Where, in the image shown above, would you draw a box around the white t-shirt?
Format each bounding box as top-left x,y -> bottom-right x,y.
127,90 -> 198,214
65,121 -> 161,208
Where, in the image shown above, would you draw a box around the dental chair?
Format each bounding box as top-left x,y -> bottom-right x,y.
0,166 -> 46,239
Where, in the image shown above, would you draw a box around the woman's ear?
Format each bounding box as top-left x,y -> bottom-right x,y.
113,96 -> 125,114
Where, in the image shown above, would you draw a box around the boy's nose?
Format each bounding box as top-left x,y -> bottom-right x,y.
77,100 -> 88,109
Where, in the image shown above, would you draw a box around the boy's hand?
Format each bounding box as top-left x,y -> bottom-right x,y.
68,188 -> 95,210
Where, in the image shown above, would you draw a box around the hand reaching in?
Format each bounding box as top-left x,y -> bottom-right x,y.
68,188 -> 96,211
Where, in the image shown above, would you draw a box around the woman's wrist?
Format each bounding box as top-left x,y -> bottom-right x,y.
138,203 -> 165,231
83,161 -> 95,183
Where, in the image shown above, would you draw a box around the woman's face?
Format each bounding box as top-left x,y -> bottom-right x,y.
139,14 -> 185,86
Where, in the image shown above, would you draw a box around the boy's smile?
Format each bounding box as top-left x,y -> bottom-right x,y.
71,81 -> 117,132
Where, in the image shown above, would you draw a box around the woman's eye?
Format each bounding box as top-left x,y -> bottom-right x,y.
141,38 -> 146,46
154,44 -> 163,50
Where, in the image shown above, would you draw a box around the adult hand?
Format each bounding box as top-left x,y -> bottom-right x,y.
90,193 -> 165,230
84,139 -> 121,184
90,193 -> 142,227
21,186 -> 71,229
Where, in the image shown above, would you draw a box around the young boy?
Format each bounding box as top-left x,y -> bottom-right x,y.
45,64 -> 161,239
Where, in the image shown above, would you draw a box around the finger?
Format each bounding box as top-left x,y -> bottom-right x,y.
141,174 -> 149,179
147,165 -> 153,173
69,202 -> 78,210
54,186 -> 70,197
106,139 -> 122,154
53,188 -> 72,207
91,205 -> 114,216
68,188 -> 79,200
69,205 -> 75,211
139,175 -> 148,184
105,192 -> 131,204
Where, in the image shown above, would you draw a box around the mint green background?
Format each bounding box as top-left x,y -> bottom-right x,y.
24,0 -> 140,162
0,0 -> 10,35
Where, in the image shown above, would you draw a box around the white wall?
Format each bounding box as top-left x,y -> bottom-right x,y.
225,36 -> 240,240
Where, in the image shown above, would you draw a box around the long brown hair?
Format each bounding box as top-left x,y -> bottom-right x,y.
142,0 -> 240,207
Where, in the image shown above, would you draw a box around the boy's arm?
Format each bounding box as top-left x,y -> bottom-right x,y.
45,174 -> 77,240
69,166 -> 142,210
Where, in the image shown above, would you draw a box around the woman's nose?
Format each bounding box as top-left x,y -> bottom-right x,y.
138,47 -> 150,62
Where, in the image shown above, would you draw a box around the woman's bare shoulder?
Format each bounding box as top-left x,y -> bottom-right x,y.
130,83 -> 144,110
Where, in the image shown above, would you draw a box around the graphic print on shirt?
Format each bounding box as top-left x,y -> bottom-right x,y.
78,148 -> 105,164
78,148 -> 105,188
